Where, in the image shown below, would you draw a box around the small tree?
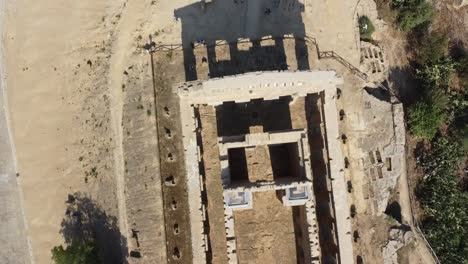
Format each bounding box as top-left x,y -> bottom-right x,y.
408,100 -> 441,139
455,49 -> 468,87
358,16 -> 375,41
408,89 -> 448,139
413,32 -> 448,65
416,58 -> 456,87
392,0 -> 433,32
51,242 -> 101,264
51,193 -> 124,264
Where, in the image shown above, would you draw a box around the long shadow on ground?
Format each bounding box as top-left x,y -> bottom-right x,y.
59,192 -> 127,264
175,0 -> 309,81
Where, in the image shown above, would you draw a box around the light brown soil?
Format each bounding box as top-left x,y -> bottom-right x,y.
233,191 -> 297,264
4,1 -> 129,261
246,146 -> 274,182
198,104 -> 229,264
397,239 -> 434,264
351,214 -> 391,262
433,0 -> 468,46
121,56 -> 167,263
4,0 -> 176,262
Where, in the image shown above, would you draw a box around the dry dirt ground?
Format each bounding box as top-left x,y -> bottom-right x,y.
5,1 -> 127,262
2,0 -> 169,262
433,0 -> 468,46
198,104 -> 229,264
234,191 -> 297,264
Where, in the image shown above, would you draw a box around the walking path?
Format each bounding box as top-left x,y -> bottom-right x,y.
0,1 -> 33,262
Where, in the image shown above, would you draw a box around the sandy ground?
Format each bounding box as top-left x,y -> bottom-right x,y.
4,0 -> 125,262
1,0 -> 164,262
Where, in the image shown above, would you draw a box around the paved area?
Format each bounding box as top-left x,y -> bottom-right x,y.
0,70 -> 32,264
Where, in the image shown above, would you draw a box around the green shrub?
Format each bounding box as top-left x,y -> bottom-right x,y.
455,49 -> 468,87
408,99 -> 441,139
461,124 -> 468,152
417,136 -> 468,264
386,215 -> 399,225
413,32 -> 448,64
392,0 -> 434,32
416,57 -> 456,87
408,89 -> 448,139
358,16 -> 375,40
445,90 -> 468,126
408,46 -> 456,140
52,242 -> 101,264
457,52 -> 468,76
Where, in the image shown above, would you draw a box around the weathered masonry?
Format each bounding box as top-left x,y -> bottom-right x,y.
172,71 -> 354,264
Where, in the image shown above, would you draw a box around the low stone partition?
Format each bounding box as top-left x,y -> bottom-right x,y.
218,129 -> 312,187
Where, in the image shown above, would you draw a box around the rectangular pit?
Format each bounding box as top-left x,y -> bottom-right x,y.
227,148 -> 249,183
269,143 -> 301,180
233,191 -> 305,264
215,97 -> 293,137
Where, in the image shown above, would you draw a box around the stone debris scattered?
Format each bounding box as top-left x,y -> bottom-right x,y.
383,227 -> 415,264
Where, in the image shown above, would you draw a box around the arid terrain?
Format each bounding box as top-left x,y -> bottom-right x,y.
2,0 -> 157,262
1,0 -> 465,263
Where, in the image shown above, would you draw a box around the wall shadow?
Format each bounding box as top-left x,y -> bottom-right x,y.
175,0 -> 309,81
385,201 -> 402,223
387,66 -> 421,106
305,93 -> 339,264
215,96 -> 293,137
59,192 -> 127,264
292,206 -> 312,264
364,86 -> 391,102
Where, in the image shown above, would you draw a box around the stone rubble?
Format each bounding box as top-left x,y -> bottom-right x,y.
383,226 -> 415,264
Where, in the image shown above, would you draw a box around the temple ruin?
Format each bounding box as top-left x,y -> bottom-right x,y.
173,71 -> 354,264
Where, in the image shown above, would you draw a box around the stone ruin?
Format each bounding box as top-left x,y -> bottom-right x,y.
175,71 -> 355,264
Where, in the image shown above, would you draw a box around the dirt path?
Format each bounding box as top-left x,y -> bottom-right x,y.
106,0 -> 139,252
106,0 -> 165,257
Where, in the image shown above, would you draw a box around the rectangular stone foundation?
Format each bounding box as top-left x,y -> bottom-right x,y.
177,71 -> 352,264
